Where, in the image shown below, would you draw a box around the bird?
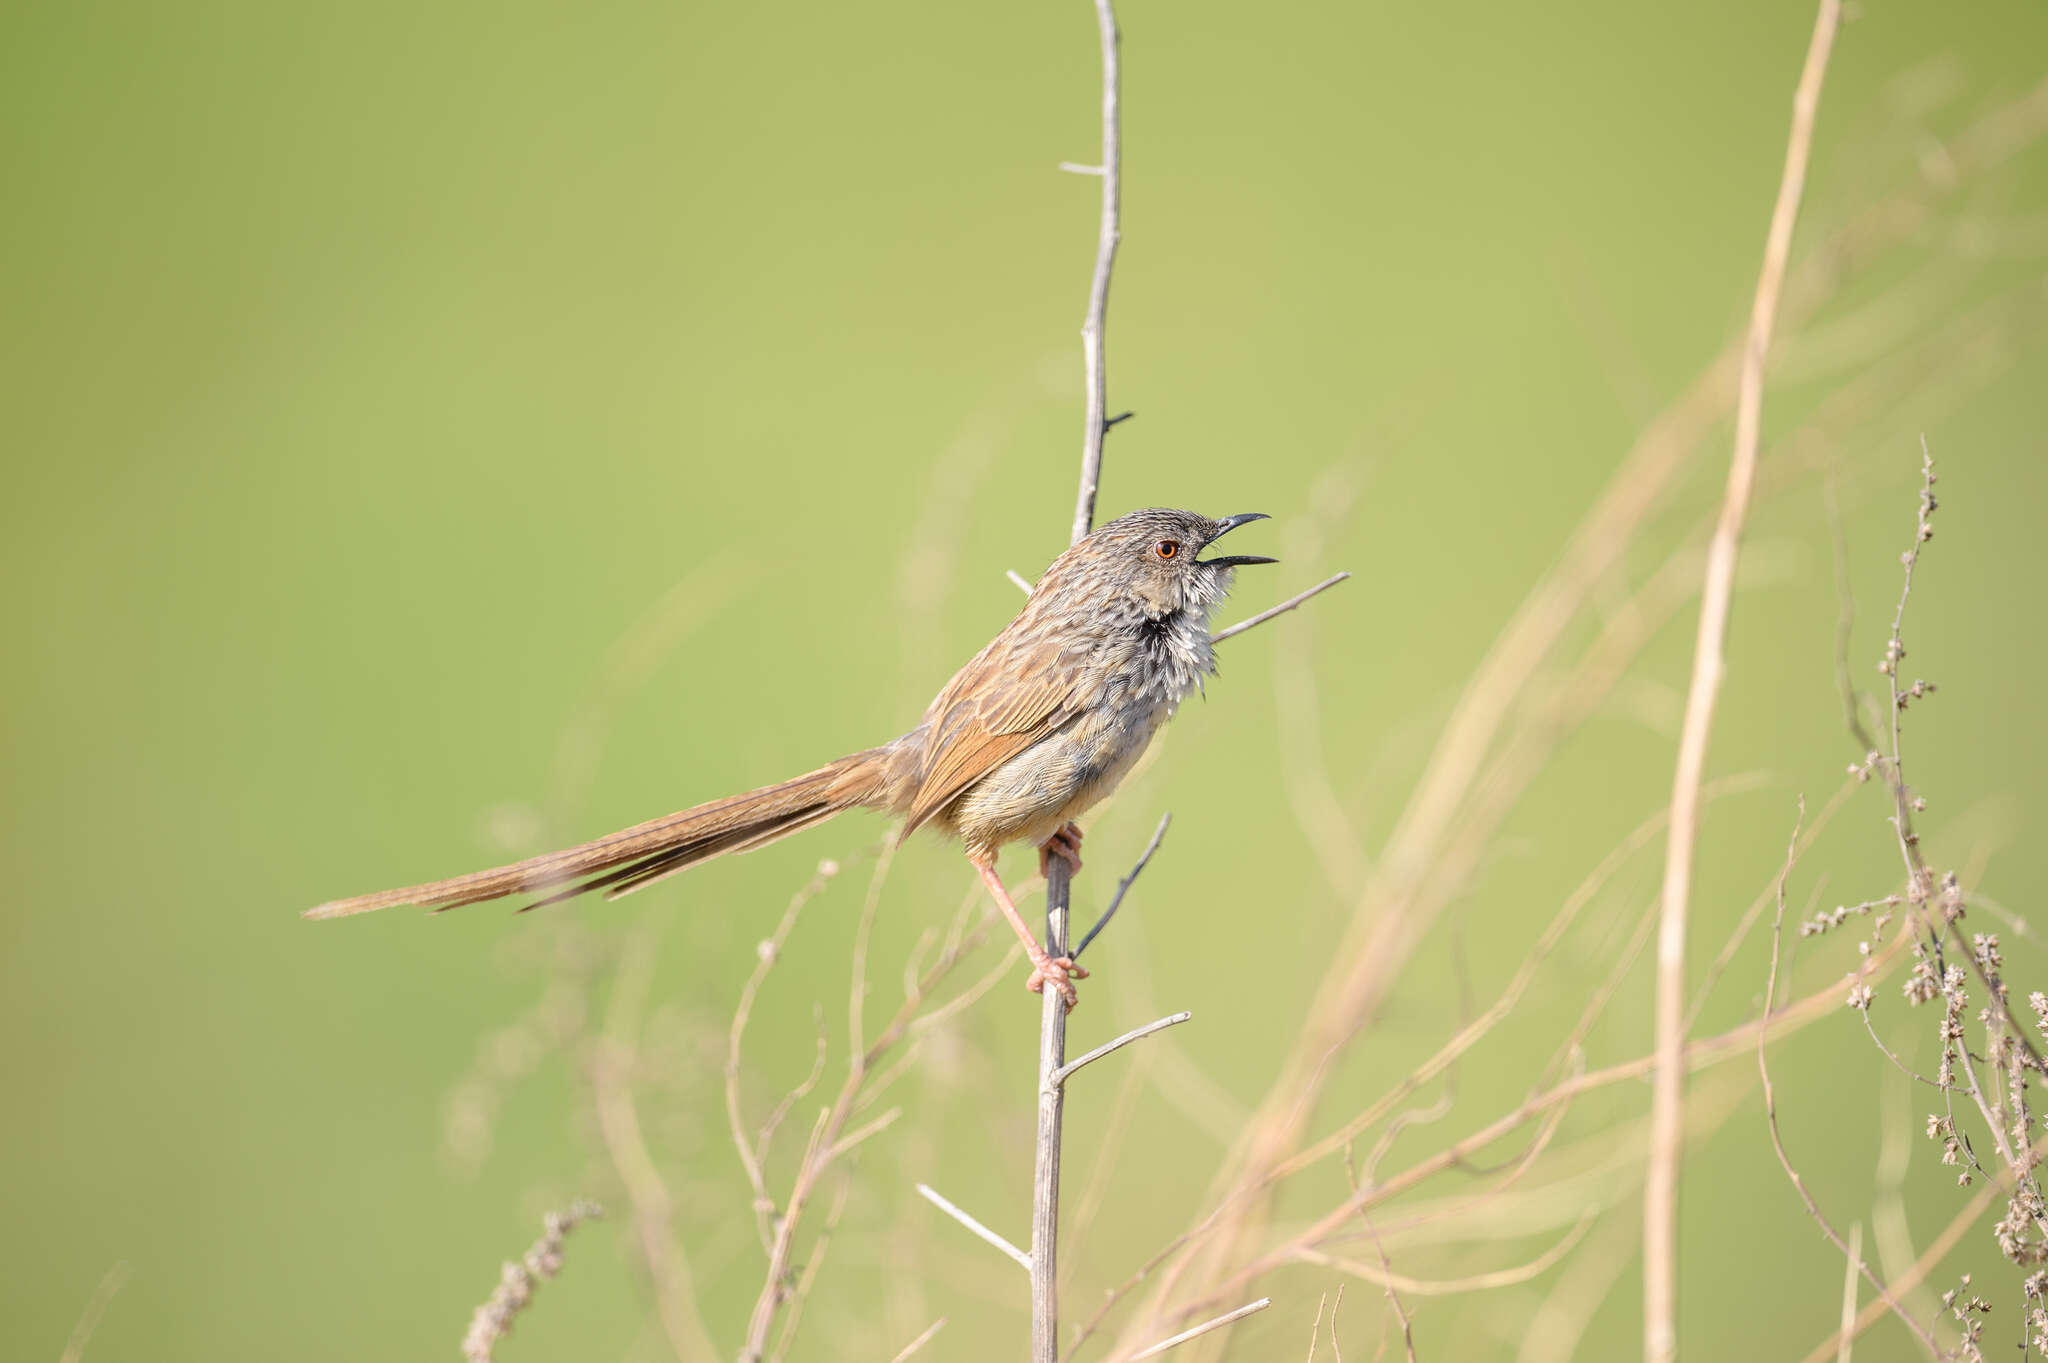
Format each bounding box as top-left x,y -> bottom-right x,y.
305,507 -> 1276,1008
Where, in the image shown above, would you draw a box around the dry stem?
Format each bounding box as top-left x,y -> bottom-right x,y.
1644,5 -> 1840,1355
1069,0 -> 1121,545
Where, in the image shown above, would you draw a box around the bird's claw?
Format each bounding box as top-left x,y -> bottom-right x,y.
1025,953 -> 1088,1011
1037,822 -> 1085,879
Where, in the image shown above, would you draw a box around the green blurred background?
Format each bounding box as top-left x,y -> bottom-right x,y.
4,1 -> 2045,1359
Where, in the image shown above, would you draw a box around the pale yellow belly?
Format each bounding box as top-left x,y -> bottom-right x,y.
945,700 -> 1171,858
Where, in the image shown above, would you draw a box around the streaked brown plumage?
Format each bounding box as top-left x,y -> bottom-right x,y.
306,507 -> 1275,1005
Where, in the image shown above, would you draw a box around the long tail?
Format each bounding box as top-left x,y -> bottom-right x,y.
304,746 -> 892,920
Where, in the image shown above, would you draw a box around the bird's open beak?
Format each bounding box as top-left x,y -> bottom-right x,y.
1198,512 -> 1278,567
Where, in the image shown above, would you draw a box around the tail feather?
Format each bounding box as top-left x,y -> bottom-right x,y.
304,747 -> 890,920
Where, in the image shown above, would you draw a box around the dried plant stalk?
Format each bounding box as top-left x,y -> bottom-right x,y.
1645,4 -> 1841,1356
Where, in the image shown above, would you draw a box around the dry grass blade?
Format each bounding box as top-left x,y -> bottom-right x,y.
890,1318 -> 950,1363
58,1263 -> 130,1363
1645,4 -> 1841,1355
1836,1222 -> 1862,1363
1294,1209 -> 1593,1296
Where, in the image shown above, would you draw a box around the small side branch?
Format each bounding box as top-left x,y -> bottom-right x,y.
1129,1297 -> 1274,1360
1074,812 -> 1172,960
1053,1011 -> 1192,1085
1211,572 -> 1352,645
917,1182 -> 1032,1272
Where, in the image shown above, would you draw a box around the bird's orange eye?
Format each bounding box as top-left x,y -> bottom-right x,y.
1155,539 -> 1180,560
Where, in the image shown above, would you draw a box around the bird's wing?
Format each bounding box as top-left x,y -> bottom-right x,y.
901,629 -> 1096,837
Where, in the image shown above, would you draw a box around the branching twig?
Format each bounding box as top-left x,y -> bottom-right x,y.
1127,937 -> 1911,1338
1033,0 -> 1349,1353
1644,5 -> 1840,1356
1037,1 -> 1121,1358
740,852 -> 1000,1361
727,862 -> 840,1250
1794,1134 -> 2048,1363
1758,811 -> 1939,1357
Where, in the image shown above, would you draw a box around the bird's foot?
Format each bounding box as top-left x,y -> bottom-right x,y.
1025,950 -> 1089,1011
1037,822 -> 1085,879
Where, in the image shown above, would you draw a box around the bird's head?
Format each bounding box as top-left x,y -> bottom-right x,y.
1059,507 -> 1277,619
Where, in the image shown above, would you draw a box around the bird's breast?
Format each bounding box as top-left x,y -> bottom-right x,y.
1119,605 -> 1214,709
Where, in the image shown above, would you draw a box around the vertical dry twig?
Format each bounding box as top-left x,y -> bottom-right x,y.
1643,3 -> 1840,1356
1069,0 -> 1122,546
1035,0 -> 1121,1357
1035,848 -> 1077,1363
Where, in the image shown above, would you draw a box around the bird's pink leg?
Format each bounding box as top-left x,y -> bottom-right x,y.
1037,821 -> 1085,879
971,855 -> 1087,1011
